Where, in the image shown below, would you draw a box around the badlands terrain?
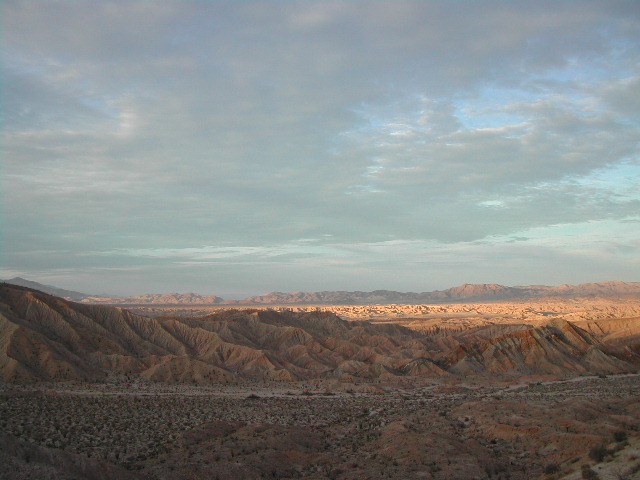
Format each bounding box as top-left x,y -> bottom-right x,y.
1,281 -> 640,479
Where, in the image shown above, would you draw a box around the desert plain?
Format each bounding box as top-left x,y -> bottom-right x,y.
1,282 -> 640,479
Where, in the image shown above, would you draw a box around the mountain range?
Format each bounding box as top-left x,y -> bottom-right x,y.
4,277 -> 640,305
1,283 -> 639,383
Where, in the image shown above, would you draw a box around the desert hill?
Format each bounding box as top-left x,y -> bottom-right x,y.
3,277 -> 88,301
1,283 -> 639,383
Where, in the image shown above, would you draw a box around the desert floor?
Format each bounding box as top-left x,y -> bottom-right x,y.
2,374 -> 640,480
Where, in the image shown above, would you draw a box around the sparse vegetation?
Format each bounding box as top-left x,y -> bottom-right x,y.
589,444 -> 611,463
544,463 -> 560,475
1,374 -> 639,480
613,430 -> 628,442
581,464 -> 600,479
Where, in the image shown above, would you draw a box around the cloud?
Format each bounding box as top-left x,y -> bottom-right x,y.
2,0 -> 639,293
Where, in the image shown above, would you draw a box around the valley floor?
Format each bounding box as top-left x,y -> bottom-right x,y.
2,374 -> 640,480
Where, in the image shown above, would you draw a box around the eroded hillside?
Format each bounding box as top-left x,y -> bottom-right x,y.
1,284 -> 639,383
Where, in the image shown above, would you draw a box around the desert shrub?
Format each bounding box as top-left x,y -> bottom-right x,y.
581,465 -> 600,480
589,444 -> 610,462
613,431 -> 628,442
544,463 -> 560,475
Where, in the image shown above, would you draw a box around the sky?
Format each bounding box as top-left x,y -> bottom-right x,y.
2,0 -> 639,298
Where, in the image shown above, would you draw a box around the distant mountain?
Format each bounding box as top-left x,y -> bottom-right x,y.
3,278 -> 640,305
235,281 -> 640,305
84,292 -> 225,305
1,283 -> 638,383
1,279 -> 224,305
233,290 -> 423,305
2,277 -> 88,301
427,283 -> 525,301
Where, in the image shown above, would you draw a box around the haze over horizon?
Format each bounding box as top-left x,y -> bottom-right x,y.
2,1 -> 639,297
